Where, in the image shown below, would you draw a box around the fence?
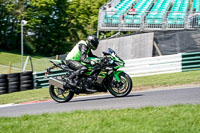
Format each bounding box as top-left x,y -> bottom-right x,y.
0,54 -> 67,74
182,52 -> 200,72
98,11 -> 200,31
33,69 -> 66,89
121,53 -> 182,77
33,51 -> 200,88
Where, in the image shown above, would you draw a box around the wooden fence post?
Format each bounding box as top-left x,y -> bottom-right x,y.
8,62 -> 12,74
56,55 -> 59,60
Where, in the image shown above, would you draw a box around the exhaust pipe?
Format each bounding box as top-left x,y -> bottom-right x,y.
49,77 -> 64,90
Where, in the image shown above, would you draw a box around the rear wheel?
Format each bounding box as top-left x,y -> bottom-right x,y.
108,72 -> 132,97
49,85 -> 74,103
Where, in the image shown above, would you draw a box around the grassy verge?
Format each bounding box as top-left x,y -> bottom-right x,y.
0,50 -> 52,73
0,104 -> 200,133
133,70 -> 200,90
0,70 -> 200,105
0,88 -> 50,104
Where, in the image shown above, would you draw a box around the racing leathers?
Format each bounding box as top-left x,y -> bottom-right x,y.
65,40 -> 97,86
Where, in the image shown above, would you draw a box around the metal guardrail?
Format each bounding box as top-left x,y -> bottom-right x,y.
98,11 -> 200,31
33,69 -> 66,88
182,52 -> 200,72
121,53 -> 182,77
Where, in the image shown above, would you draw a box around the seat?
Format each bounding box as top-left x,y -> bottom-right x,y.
177,20 -> 184,24
125,15 -> 134,24
112,15 -> 120,24
104,15 -> 112,24
134,19 -> 140,24
155,19 -> 162,24
168,19 -> 175,24
146,19 -> 153,24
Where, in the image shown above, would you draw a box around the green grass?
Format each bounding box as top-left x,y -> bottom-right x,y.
0,50 -> 32,65
133,70 -> 200,89
0,88 -> 50,104
0,104 -> 200,133
0,70 -> 200,105
0,50 -> 52,73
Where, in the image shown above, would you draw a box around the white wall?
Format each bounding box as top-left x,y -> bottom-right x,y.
93,33 -> 154,60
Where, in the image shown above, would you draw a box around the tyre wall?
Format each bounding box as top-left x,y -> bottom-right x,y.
8,73 -> 20,93
0,71 -> 33,95
0,74 -> 8,95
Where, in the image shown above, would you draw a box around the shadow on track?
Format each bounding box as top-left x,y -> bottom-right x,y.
68,94 -> 143,103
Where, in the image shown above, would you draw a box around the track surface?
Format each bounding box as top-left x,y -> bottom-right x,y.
0,87 -> 200,117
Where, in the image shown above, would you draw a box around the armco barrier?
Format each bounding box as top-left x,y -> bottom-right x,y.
121,53 -> 182,77
33,69 -> 66,88
33,52 -> 200,88
182,52 -> 200,72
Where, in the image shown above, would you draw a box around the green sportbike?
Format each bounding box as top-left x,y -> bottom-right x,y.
46,48 -> 132,103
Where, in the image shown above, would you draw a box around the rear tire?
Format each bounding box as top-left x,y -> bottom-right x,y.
21,76 -> 33,81
21,80 -> 33,84
0,83 -> 7,87
0,79 -> 7,83
21,71 -> 33,76
0,74 -> 7,79
0,90 -> 7,95
8,73 -> 20,78
49,85 -> 74,103
8,77 -> 20,82
108,72 -> 132,97
0,87 -> 7,91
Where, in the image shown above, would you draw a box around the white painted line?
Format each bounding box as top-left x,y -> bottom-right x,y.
0,103 -> 15,108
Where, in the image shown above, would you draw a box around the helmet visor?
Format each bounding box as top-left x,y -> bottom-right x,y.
90,40 -> 99,50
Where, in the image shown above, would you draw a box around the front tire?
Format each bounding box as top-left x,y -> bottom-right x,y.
108,72 -> 132,97
49,85 -> 74,103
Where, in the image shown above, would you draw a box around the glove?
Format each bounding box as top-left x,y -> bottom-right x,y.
90,60 -> 96,66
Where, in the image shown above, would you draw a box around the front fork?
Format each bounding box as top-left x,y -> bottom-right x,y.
112,71 -> 124,82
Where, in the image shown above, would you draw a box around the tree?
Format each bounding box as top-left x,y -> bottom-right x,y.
0,0 -> 26,50
68,0 -> 107,37
0,0 -> 107,56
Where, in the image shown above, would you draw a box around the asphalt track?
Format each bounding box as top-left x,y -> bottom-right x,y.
0,87 -> 200,117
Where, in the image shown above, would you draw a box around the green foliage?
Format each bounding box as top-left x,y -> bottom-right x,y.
133,70 -> 200,88
0,0 -> 25,50
0,105 -> 200,133
0,0 -> 107,56
0,88 -> 50,104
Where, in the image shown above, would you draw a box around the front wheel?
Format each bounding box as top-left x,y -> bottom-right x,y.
108,72 -> 132,97
49,85 -> 74,103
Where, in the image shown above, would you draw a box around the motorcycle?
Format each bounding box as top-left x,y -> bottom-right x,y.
45,48 -> 132,103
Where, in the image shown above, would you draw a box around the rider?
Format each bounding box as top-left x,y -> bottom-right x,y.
65,35 -> 99,86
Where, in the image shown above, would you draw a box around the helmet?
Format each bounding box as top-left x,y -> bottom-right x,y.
86,35 -> 99,50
